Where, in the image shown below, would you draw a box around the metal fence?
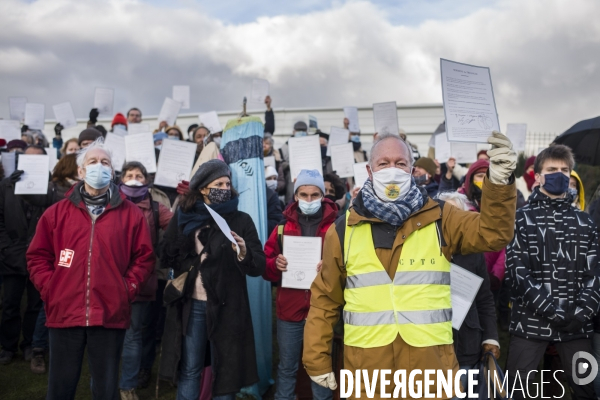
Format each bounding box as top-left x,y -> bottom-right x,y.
525,131 -> 559,156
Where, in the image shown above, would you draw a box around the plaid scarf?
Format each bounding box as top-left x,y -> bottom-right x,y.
361,178 -> 426,227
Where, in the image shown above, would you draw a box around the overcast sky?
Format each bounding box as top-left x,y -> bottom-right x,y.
1,0 -> 599,134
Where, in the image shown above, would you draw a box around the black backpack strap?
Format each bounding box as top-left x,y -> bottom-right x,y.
334,214 -> 347,270
152,199 -> 160,248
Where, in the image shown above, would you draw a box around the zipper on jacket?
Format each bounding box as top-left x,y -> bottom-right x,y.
85,220 -> 96,326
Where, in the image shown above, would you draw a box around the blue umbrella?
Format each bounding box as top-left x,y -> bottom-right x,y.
554,116 -> 600,165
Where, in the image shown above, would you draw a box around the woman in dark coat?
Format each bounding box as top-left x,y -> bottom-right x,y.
159,159 -> 265,400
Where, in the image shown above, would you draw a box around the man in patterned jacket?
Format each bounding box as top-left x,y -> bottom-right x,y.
506,144 -> 600,400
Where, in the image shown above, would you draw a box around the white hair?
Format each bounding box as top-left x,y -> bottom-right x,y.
369,133 -> 415,167
435,191 -> 472,211
76,137 -> 113,169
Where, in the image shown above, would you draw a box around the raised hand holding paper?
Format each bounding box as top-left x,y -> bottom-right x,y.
330,143 -> 355,178
9,97 -> 27,122
0,121 -> 22,142
172,86 -> 190,110
506,123 -> 527,153
158,97 -> 182,127
343,106 -> 360,132
94,87 -> 114,116
128,123 -> 151,135
15,155 -> 50,195
251,79 -> 270,104
24,103 -> 45,130
435,132 -> 478,163
205,204 -> 239,255
198,111 -> 222,133
373,101 -> 399,136
104,133 -> 126,172
154,139 -> 196,188
288,135 -> 322,181
124,132 -> 157,173
52,102 -> 77,129
327,127 -> 350,156
440,59 -> 500,143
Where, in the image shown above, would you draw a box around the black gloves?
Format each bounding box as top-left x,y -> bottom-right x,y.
89,108 -> 99,124
54,123 -> 64,137
9,170 -> 24,184
560,312 -> 586,334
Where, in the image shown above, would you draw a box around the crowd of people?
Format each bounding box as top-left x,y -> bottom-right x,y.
1,96 -> 600,400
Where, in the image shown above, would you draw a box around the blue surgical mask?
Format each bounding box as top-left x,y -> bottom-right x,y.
350,135 -> 361,143
295,131 -> 308,137
84,163 -> 112,189
543,172 -> 570,195
298,198 -> 322,215
167,135 -> 179,140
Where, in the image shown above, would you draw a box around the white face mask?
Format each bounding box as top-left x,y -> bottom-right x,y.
124,180 -> 144,187
371,167 -> 412,202
266,179 -> 278,191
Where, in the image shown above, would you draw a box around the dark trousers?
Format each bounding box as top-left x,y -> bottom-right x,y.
47,327 -> 125,400
0,275 -> 42,352
141,279 -> 166,370
506,335 -> 596,400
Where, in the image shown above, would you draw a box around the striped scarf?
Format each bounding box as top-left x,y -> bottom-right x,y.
361,178 -> 426,227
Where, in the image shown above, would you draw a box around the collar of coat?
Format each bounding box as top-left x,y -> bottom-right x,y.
67,181 -> 124,211
529,186 -> 574,207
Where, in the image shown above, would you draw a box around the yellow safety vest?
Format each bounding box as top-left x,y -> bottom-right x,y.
343,214 -> 452,348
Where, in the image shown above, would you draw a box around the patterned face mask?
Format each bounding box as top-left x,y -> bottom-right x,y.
207,188 -> 231,204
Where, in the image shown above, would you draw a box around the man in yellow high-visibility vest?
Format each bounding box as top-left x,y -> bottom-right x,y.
303,131 -> 518,399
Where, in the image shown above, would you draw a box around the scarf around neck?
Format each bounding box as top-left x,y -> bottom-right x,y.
178,196 -> 239,236
361,178 -> 426,227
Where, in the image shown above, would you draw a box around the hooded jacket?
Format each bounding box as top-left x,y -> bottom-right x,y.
263,199 -> 338,322
302,175 -> 516,385
26,182 -> 155,329
506,187 -> 600,341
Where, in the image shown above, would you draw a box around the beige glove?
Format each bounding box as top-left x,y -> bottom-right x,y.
309,372 -> 338,390
487,131 -> 517,184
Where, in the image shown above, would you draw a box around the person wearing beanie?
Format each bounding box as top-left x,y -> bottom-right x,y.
7,139 -> 28,153
111,113 -> 128,131
413,157 -> 439,197
264,165 -> 283,235
153,132 -> 168,150
263,168 -> 337,400
477,149 -> 490,161
78,128 -> 102,148
160,159 -> 265,400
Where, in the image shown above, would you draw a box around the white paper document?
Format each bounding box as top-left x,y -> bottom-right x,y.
0,120 -> 22,142
441,59 -> 500,143
9,97 -> 27,122
434,132 -> 452,163
450,263 -> 484,330
353,162 -> 369,188
264,156 -> 276,169
172,86 -> 190,110
282,235 -> 322,289
47,148 -> 58,171
52,102 -> 77,129
128,123 -> 151,135
327,127 -> 350,156
373,102 -> 399,136
205,204 -> 239,255
344,106 -> 360,132
1,152 -> 16,176
251,79 -> 270,104
198,111 -> 222,133
434,133 -> 477,163
104,133 -> 126,171
158,97 -> 182,127
154,139 -> 196,188
288,135 -> 322,181
308,115 -> 318,131
15,155 -> 49,195
94,87 -> 114,116
24,103 -> 45,130
506,123 -> 527,153
124,133 -> 157,173
330,143 -> 355,178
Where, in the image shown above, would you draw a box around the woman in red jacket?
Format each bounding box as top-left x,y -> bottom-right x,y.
263,169 -> 337,400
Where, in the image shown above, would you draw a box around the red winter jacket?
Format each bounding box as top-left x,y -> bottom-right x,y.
263,199 -> 338,322
27,182 -> 155,329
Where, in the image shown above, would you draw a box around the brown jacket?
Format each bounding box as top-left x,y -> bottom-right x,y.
302,177 -> 516,396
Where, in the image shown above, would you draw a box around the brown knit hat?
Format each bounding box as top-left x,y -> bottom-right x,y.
78,128 -> 102,146
414,157 -> 437,177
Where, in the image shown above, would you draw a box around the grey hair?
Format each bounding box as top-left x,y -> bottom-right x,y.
263,133 -> 275,146
435,191 -> 472,211
369,133 -> 415,167
76,137 -> 113,169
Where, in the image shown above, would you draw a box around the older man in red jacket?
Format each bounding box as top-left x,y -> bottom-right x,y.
27,139 -> 154,400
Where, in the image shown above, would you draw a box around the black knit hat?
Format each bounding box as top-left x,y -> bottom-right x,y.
78,128 -> 102,146
190,159 -> 231,191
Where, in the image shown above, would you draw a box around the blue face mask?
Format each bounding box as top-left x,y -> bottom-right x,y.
295,131 -> 308,137
298,198 -> 322,215
350,135 -> 361,143
85,163 -> 112,189
543,172 -> 570,195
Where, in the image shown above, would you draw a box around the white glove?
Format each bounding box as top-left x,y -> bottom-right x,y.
487,131 -> 517,184
309,372 -> 338,390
